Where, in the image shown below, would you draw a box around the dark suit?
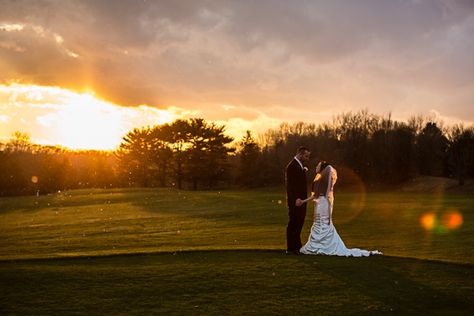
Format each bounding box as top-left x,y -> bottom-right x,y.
285,158 -> 308,252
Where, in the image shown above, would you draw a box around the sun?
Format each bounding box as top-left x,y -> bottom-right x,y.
43,93 -> 125,150
47,92 -> 178,150
1,84 -> 178,150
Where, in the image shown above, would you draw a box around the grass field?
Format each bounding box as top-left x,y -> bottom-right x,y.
0,188 -> 473,314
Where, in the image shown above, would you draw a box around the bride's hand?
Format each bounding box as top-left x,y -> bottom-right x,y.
310,193 -> 318,203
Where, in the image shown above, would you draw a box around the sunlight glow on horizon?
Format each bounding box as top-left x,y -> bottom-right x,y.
0,83 -> 284,151
0,84 -> 179,150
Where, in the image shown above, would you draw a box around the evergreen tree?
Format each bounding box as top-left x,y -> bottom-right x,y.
116,127 -> 155,187
238,131 -> 261,187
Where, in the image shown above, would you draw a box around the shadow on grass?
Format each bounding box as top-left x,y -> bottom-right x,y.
0,250 -> 473,315
306,255 -> 472,314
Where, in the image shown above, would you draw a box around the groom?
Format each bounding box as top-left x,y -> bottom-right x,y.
285,146 -> 310,254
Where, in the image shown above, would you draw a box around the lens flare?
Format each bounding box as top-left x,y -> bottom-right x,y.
333,165 -> 366,224
420,212 -> 436,231
442,210 -> 463,230
420,210 -> 463,232
31,176 -> 38,183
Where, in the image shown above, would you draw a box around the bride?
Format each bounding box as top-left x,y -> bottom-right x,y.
300,161 -> 382,257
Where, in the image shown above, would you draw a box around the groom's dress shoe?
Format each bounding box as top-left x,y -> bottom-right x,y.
285,250 -> 300,255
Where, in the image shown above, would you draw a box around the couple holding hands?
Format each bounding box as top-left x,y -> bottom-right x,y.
285,147 -> 382,257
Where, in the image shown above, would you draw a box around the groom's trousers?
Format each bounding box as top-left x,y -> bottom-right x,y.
286,205 -> 307,252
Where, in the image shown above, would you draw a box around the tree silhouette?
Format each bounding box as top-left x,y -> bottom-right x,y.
6,132 -> 33,153
447,125 -> 474,185
116,127 -> 155,187
238,131 -> 261,187
115,118 -> 234,190
416,122 -> 448,177
185,118 -> 233,190
148,126 -> 173,187
204,121 -> 234,188
160,120 -> 192,189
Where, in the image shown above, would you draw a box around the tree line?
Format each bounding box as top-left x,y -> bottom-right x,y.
249,111 -> 474,188
0,132 -> 116,196
1,111 -> 474,196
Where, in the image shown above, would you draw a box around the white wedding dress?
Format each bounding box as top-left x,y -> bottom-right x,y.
300,166 -> 382,257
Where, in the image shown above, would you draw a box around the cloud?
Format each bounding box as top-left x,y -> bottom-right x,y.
0,0 -> 473,125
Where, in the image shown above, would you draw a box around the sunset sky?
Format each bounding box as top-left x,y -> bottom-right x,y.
1,0 -> 474,150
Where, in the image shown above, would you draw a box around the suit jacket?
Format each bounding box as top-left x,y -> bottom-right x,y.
285,158 -> 308,207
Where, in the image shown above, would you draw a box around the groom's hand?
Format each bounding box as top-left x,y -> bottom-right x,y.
295,198 -> 303,207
